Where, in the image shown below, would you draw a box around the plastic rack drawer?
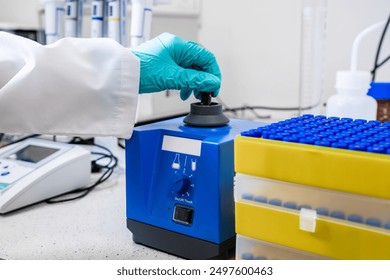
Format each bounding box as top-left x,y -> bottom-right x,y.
235,115 -> 390,200
234,174 -> 390,259
235,174 -> 390,227
236,234 -> 330,260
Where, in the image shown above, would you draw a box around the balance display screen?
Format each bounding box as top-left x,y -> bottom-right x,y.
8,145 -> 59,163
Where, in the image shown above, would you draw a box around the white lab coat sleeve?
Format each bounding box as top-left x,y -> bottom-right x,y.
0,32 -> 139,139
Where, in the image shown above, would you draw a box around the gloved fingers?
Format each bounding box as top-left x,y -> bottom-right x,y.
180,41 -> 222,81
167,68 -> 221,101
180,89 -> 193,101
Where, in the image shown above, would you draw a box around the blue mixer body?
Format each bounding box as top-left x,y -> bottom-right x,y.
125,117 -> 258,259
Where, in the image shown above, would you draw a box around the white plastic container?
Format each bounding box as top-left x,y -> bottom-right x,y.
43,0 -> 65,44
235,173 -> 390,227
236,235 -> 330,260
326,71 -> 377,120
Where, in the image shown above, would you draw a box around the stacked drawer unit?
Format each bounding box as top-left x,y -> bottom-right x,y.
234,114 -> 390,260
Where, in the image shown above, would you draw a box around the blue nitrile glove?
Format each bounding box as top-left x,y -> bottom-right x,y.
131,33 -> 221,100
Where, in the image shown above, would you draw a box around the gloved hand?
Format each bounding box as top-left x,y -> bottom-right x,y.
131,33 -> 221,100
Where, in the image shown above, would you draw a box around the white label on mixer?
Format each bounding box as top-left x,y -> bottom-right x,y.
162,135 -> 201,156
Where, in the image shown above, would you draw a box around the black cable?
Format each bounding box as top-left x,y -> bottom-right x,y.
372,11 -> 390,81
375,54 -> 390,69
223,103 -> 323,113
118,139 -> 125,149
45,137 -> 118,204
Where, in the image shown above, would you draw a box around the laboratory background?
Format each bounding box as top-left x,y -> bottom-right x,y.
0,0 -> 390,261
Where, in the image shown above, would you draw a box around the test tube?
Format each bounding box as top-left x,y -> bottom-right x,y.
91,0 -> 105,38
107,0 -> 121,42
106,0 -> 127,45
65,0 -> 83,37
44,0 -> 65,44
130,0 -> 153,47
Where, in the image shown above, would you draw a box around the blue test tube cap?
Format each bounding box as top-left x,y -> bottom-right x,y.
254,256 -> 268,260
241,193 -> 254,200
268,198 -> 282,206
297,204 -> 312,210
240,131 -> 251,137
254,195 -> 268,203
330,210 -> 346,220
367,146 -> 386,154
365,218 -> 382,228
347,214 -> 363,224
315,207 -> 329,216
331,142 -> 349,149
315,140 -> 331,147
283,201 -> 297,209
241,253 -> 254,260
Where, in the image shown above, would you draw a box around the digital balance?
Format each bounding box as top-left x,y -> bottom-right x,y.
125,93 -> 258,259
0,138 -> 91,214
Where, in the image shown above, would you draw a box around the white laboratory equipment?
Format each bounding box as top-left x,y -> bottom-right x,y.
106,0 -> 127,45
326,21 -> 386,120
130,0 -> 153,47
43,0 -> 66,44
65,0 -> 83,38
130,0 -> 171,47
0,138 -> 91,214
91,0 -> 105,38
298,0 -> 327,115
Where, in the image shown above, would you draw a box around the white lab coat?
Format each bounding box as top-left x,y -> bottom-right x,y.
0,32 -> 140,138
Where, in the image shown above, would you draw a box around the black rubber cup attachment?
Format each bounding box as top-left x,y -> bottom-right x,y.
183,102 -> 229,127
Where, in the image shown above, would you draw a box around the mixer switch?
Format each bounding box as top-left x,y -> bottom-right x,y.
173,205 -> 194,225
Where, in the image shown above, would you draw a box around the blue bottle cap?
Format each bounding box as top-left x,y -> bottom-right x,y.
315,207 -> 329,216
268,198 -> 282,206
347,214 -> 363,223
365,218 -> 382,227
254,195 -> 268,203
330,211 -> 346,220
367,82 -> 390,100
384,222 -> 390,230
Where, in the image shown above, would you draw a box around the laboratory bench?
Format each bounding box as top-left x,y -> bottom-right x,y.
0,172 -> 181,260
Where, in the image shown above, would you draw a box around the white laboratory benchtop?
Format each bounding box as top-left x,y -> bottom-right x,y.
0,172 -> 181,260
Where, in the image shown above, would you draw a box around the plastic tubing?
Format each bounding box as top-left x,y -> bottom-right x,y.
350,21 -> 386,72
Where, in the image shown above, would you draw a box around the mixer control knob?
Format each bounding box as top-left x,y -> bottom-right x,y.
170,173 -> 191,195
